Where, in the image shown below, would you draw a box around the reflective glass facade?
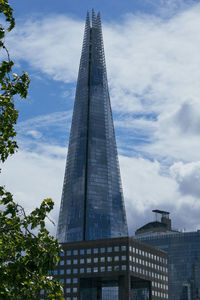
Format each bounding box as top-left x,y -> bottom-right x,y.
57,11 -> 128,242
138,231 -> 200,300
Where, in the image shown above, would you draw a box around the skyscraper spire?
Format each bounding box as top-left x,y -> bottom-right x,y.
57,11 -> 128,243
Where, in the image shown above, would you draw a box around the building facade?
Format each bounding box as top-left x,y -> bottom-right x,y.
52,237 -> 168,300
135,211 -> 200,300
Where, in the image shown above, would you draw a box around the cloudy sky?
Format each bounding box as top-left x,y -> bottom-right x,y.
1,0 -> 200,236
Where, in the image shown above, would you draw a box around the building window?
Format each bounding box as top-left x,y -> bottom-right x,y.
80,249 -> 84,255
60,251 -> 64,257
53,270 -> 58,275
60,260 -> 64,265
73,278 -> 78,284
73,259 -> 78,264
114,246 -> 119,252
87,249 -> 91,254
66,278 -> 71,284
93,248 -> 98,254
94,257 -> 98,263
114,256 -> 119,261
73,268 -> 78,274
73,250 -> 78,255
122,265 -> 126,270
80,258 -> 84,264
93,267 -> 98,273
121,246 -> 126,251
87,258 -> 91,264
107,257 -> 112,262
66,269 -> 71,274
114,265 -> 119,271
107,247 -> 112,252
60,269 -> 64,275
100,248 -> 105,253
66,288 -> 71,293
73,287 -> 77,293
100,257 -> 105,262
107,266 -> 112,271
121,255 -> 126,260
87,268 -> 91,273
66,250 -> 71,256
80,268 -> 84,274
101,266 -> 105,272
67,260 -> 71,265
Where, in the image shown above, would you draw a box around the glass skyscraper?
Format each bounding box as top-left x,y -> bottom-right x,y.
44,11 -> 170,300
57,11 -> 128,243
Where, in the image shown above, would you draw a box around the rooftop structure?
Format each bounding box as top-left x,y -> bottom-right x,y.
135,210 -> 177,237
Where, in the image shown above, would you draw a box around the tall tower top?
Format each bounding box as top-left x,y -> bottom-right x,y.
57,12 -> 128,243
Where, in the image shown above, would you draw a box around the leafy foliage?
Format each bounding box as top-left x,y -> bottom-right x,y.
0,187 -> 63,299
0,1 -> 64,298
0,0 -> 30,162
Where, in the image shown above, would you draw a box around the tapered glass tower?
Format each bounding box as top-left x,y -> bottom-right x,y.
57,11 -> 128,243
49,12 -> 169,300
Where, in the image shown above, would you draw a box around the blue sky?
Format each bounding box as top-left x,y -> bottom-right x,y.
2,0 -> 200,235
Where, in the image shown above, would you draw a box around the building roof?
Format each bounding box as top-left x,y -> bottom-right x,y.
136,221 -> 168,233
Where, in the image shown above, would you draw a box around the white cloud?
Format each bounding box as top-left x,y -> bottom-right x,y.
6,5 -> 200,163
8,15 -> 83,82
27,130 -> 42,139
1,144 -> 200,236
17,111 -> 72,133
3,4 -> 200,233
170,161 -> 200,198
1,147 -> 66,236
119,156 -> 178,232
119,156 -> 200,233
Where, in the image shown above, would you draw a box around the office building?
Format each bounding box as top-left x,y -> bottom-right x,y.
56,237 -> 168,300
135,210 -> 200,300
